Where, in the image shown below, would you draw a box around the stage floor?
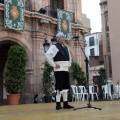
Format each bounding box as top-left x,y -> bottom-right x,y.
0,101 -> 120,120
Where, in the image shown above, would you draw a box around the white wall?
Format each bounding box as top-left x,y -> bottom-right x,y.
85,32 -> 102,57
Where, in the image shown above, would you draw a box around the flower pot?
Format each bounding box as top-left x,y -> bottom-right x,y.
7,94 -> 20,105
44,95 -> 52,103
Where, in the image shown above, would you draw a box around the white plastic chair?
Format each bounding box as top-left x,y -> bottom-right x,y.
78,86 -> 88,101
71,85 -> 82,102
102,84 -> 112,100
115,85 -> 120,99
89,85 -> 98,101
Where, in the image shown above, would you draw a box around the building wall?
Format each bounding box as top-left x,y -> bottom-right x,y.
0,0 -> 90,104
82,14 -> 91,28
107,0 -> 120,89
100,0 -> 107,56
85,32 -> 104,84
100,0 -> 112,81
64,0 -> 82,21
89,65 -> 104,85
85,32 -> 102,57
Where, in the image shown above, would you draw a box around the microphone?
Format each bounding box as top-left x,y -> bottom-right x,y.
72,36 -> 79,39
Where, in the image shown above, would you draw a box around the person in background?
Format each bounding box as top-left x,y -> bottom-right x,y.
51,92 -> 56,102
45,32 -> 74,110
34,94 -> 38,103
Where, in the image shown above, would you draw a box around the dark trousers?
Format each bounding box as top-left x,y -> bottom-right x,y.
54,71 -> 70,91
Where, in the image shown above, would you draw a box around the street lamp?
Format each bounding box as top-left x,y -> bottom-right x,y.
43,36 -> 57,52
51,36 -> 57,45
43,40 -> 50,53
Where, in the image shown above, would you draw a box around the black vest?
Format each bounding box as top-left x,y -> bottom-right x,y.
54,43 -> 70,61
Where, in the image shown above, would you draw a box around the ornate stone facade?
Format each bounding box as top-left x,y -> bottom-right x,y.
0,0 -> 90,104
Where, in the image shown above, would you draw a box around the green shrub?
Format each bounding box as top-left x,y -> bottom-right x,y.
41,61 -> 54,95
95,67 -> 107,94
4,46 -> 27,94
70,61 -> 87,87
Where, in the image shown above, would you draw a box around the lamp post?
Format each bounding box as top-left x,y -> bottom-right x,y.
51,36 -> 57,45
42,36 -> 57,103
43,40 -> 50,53
43,36 -> 57,52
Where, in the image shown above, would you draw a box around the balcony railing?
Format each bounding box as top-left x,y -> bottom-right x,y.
45,6 -> 75,23
0,0 -> 75,23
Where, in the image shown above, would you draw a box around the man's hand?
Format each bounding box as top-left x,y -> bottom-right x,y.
55,64 -> 60,69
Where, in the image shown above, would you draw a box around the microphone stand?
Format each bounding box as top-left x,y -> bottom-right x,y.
73,37 -> 102,111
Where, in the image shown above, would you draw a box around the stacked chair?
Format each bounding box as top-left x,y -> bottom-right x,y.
89,85 -> 98,101
78,86 -> 88,101
71,85 -> 82,102
102,84 -> 112,100
71,85 -> 89,102
115,84 -> 120,99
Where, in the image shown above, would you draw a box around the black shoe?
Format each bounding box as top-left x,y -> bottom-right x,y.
56,105 -> 62,110
63,104 -> 74,109
63,101 -> 74,109
56,102 -> 62,110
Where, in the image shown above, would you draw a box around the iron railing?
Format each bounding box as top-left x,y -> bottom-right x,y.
45,6 -> 75,23
1,0 -> 75,23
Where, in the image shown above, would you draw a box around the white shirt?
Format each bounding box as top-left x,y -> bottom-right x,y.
45,44 -> 72,72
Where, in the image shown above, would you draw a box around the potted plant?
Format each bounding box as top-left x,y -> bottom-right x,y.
4,46 -> 27,105
70,61 -> 87,87
94,67 -> 107,100
41,61 -> 54,103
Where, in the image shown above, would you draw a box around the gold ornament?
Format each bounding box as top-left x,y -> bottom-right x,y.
10,6 -> 19,20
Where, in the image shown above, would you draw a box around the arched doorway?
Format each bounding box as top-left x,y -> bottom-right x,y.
0,40 -> 19,105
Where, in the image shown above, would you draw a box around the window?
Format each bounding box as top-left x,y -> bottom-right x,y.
89,37 -> 94,46
50,0 -> 64,9
48,0 -> 74,22
105,12 -> 109,31
49,0 -> 64,18
25,0 -> 32,11
106,33 -> 110,53
93,76 -> 99,85
99,60 -> 104,65
90,48 -> 95,56
108,55 -> 112,78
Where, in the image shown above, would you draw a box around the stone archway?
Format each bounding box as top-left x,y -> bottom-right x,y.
0,29 -> 35,104
0,38 -> 33,105
0,41 -> 19,104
